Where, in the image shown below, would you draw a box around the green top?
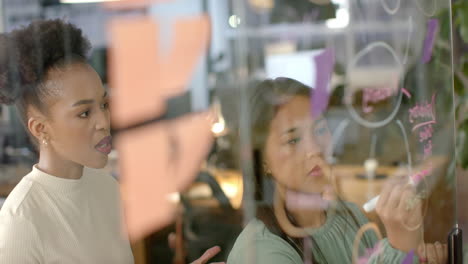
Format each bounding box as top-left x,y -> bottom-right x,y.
227,202 -> 419,264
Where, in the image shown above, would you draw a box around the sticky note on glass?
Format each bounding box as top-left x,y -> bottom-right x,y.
118,112 -> 213,242
108,17 -> 165,128
108,14 -> 212,241
103,0 -> 166,10
402,250 -> 415,264
421,19 -> 439,64
108,15 -> 210,128
312,48 -> 335,117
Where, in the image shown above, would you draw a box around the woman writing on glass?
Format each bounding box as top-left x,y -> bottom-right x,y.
227,78 -> 446,264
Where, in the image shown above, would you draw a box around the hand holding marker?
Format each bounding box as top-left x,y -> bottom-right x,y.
363,176 -> 416,212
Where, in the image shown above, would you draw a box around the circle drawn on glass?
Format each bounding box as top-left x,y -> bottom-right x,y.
345,42 -> 403,129
380,0 -> 400,15
402,16 -> 413,65
414,0 -> 437,17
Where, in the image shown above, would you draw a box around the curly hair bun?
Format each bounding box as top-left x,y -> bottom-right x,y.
0,19 -> 91,105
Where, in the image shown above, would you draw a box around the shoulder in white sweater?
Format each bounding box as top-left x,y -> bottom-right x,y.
0,166 -> 134,264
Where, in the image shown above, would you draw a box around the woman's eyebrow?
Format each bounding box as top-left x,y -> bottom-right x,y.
72,91 -> 107,107
282,127 -> 298,135
72,99 -> 94,107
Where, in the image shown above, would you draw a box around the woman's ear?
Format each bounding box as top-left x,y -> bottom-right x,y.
27,108 -> 50,144
263,162 -> 272,175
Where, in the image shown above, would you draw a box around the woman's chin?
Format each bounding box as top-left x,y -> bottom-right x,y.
84,155 -> 108,169
296,183 -> 329,196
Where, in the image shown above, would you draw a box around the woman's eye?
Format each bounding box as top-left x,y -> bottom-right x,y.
287,138 -> 300,145
101,102 -> 109,109
79,111 -> 90,118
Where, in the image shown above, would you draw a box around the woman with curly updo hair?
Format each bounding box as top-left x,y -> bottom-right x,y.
0,19 -> 135,263
0,19 -> 223,264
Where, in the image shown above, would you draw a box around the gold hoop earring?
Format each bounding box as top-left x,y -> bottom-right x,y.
263,163 -> 272,175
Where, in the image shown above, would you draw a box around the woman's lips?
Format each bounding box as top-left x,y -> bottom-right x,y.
95,136 -> 112,155
308,165 -> 323,178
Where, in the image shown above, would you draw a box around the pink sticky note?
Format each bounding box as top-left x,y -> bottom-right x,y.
312,48 -> 335,117
118,112 -> 214,242
108,15 -> 211,128
421,19 -> 439,64
402,250 -> 415,264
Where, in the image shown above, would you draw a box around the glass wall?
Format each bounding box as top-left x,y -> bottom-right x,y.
0,0 -> 460,263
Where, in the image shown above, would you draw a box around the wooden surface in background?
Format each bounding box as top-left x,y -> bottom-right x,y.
131,240 -> 147,264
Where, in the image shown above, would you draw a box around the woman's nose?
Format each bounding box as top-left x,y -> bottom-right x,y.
96,108 -> 110,131
303,136 -> 323,158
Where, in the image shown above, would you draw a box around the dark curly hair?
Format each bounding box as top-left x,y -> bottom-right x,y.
0,19 -> 91,144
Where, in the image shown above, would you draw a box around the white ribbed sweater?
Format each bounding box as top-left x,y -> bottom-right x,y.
0,165 -> 134,264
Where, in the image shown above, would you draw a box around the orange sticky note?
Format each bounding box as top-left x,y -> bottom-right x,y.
158,16 -> 211,98
118,123 -> 174,241
108,15 -> 211,128
108,17 -> 166,128
103,0 -> 164,10
117,112 -> 214,242
108,13 -> 212,241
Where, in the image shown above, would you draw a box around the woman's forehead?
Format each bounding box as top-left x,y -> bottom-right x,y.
45,63 -> 104,105
273,97 -> 311,122
270,96 -> 324,133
